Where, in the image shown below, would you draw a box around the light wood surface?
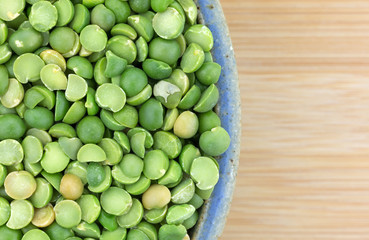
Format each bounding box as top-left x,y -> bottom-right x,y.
219,1 -> 369,239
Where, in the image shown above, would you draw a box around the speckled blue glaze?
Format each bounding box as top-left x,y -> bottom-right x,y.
192,1 -> 241,239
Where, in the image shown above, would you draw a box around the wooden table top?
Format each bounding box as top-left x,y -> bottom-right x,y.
219,1 -> 369,239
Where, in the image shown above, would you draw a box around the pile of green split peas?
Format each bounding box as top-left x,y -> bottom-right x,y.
0,0 -> 231,239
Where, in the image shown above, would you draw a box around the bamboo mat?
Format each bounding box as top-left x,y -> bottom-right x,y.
219,1 -> 369,239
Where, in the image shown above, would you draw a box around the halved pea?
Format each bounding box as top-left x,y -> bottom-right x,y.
107,35 -> 137,64
158,160 -> 182,186
127,229 -> 150,240
0,165 -> 6,187
0,65 -> 9,96
100,187 -> 132,216
190,157 -> 219,190
176,34 -> 187,57
44,222 -> 74,240
120,68 -> 147,99
73,228 -> 98,240
128,15 -> 154,42
167,69 -> 190,95
100,227 -> 127,240
79,46 -> 92,57
166,204 -> 195,225
23,88 -> 45,109
113,131 -> 130,153
142,59 -> 172,80
100,109 -> 125,131
173,111 -> 198,139
178,85 -> 201,110
130,132 -> 146,158
77,194 -> 101,224
171,178 -> 195,204
54,200 -> 81,228
40,171 -> 62,192
40,50 -> 66,72
195,62 -> 221,85
159,224 -> 187,240
70,4 -> 90,33
0,78 -> 24,108
59,137 -> 83,160
199,126 -> 230,157
29,1 -> 58,32
62,32 -> 81,58
125,175 -> 151,196
111,23 -> 137,40
153,81 -> 182,109
0,21 -> 7,44
0,43 -> 12,65
88,165 -> 112,193
49,27 -> 76,54
85,88 -> 99,116
13,53 -> 45,83
185,24 -> 214,52
179,144 -> 201,174
162,108 -> 179,131
0,197 -> 10,226
143,150 -> 169,180
180,43 -> 205,73
182,211 -> 198,229
6,200 -> 34,230
117,198 -> 143,228
40,64 -> 67,91
187,193 -> 203,210
98,138 -> 123,165
0,0 -> 26,21
31,204 -> 55,228
77,144 -> 106,163
139,99 -> 164,131
80,25 -> 107,52
91,4 -> 116,32
65,74 -> 88,102
177,0 -> 197,25
119,154 -> 143,179
95,83 -> 126,113
49,123 -> 77,138
22,229 -> 50,240
26,128 -> 52,146
29,178 -> 53,208
54,0 -> 75,27
0,139 -> 24,166
67,56 -> 94,79
0,114 -> 26,141
60,173 -> 84,200
193,83 -> 219,112
41,142 -> 70,174
62,101 -> 87,124
126,84 -> 152,106
31,86 -> 56,110
94,57 -> 110,85
136,36 -> 148,63
98,210 -> 118,232
113,105 -> 138,128
104,50 -> 127,78
153,7 -> 184,40
153,131 -> 182,159
23,160 -> 42,177
144,205 -> 167,224
105,0 -> 130,23
111,165 -> 140,185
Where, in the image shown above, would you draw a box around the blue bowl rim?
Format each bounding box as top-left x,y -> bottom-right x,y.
192,0 -> 241,239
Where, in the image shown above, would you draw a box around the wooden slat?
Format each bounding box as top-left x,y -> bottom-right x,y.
220,0 -> 369,239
